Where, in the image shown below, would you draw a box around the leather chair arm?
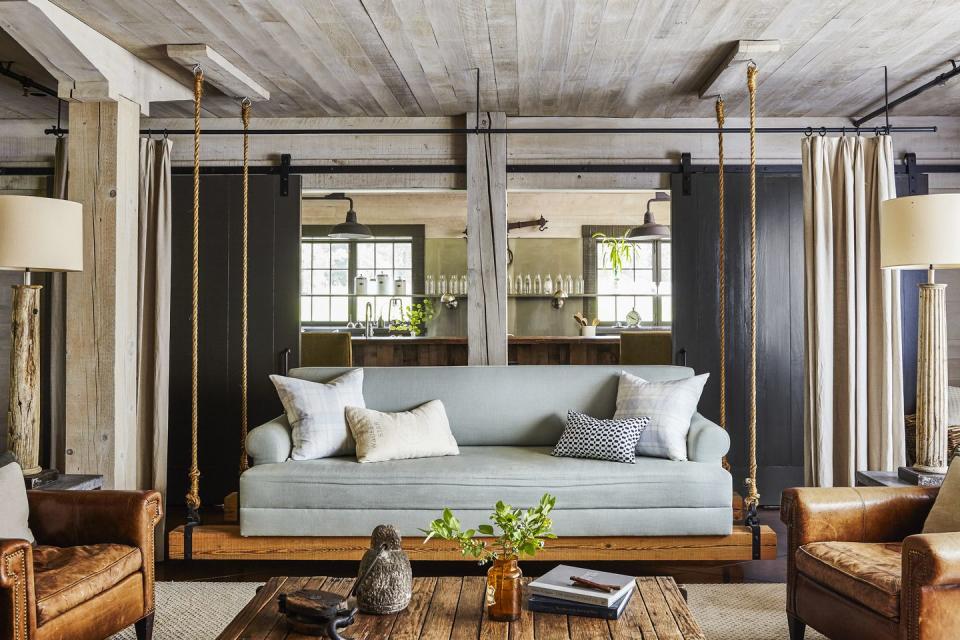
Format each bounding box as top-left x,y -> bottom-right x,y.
903,532 -> 960,586
781,486 -> 937,546
27,490 -> 162,550
0,538 -> 36,639
902,532 -> 960,639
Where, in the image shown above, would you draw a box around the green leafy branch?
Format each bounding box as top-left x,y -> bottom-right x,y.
390,298 -> 435,336
421,494 -> 557,564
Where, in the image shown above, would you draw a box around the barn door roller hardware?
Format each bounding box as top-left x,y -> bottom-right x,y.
853,61 -> 960,128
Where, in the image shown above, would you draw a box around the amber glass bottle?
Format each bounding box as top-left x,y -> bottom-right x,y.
485,556 -> 522,621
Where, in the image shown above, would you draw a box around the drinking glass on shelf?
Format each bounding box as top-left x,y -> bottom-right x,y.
438,274 -> 447,294
459,274 -> 467,294
523,274 -> 532,294
425,274 -> 434,295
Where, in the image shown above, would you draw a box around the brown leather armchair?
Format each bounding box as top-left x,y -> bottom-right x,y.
1,490 -> 162,640
781,486 -> 960,640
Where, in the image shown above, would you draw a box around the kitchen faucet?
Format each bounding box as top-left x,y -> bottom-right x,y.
364,301 -> 374,337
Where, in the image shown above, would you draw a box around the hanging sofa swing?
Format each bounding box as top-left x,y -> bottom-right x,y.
168,65 -> 775,562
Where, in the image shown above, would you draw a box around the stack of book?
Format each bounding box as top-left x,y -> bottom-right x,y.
527,565 -> 636,619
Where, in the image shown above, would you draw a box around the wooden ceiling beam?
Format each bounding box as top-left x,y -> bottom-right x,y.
699,40 -> 781,100
166,44 -> 269,102
0,0 -> 192,114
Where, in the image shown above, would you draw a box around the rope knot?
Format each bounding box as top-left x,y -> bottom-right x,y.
715,97 -> 725,127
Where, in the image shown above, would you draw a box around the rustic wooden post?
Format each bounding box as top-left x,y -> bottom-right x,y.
7,284 -> 42,475
65,99 -> 140,489
466,112 -> 508,366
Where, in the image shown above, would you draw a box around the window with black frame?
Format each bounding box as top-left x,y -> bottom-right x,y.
583,225 -> 671,327
300,225 -> 424,325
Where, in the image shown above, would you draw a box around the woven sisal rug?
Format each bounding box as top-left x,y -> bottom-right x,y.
111,581 -> 828,639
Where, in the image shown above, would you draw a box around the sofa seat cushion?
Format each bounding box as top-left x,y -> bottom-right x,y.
33,544 -> 142,625
240,445 -> 731,512
796,541 -> 902,620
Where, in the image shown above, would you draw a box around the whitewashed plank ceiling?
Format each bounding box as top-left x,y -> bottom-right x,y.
1,0 -> 958,120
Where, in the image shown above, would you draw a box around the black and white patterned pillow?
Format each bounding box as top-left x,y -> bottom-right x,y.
552,411 -> 649,464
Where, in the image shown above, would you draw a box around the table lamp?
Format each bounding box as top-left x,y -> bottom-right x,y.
881,193 -> 960,484
0,195 -> 82,481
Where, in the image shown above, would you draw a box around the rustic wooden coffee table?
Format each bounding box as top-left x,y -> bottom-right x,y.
217,575 -> 704,639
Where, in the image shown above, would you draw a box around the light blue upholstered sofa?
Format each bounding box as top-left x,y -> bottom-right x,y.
241,365 -> 731,538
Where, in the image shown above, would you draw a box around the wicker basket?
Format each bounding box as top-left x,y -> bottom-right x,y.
904,414 -> 960,466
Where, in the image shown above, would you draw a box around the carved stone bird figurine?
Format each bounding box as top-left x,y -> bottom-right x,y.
355,525 -> 412,615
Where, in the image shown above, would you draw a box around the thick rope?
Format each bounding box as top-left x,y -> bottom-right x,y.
239,98 -> 251,475
186,67 -> 203,514
716,96 -> 730,472
745,64 -> 760,509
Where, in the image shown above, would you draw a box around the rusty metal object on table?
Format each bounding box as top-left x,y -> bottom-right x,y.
277,589 -> 357,639
355,525 -> 412,615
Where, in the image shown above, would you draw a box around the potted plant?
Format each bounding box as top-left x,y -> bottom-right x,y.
422,494 -> 557,621
593,232 -> 634,283
389,298 -> 435,336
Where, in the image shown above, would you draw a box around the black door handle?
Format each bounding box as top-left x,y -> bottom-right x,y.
676,348 -> 687,367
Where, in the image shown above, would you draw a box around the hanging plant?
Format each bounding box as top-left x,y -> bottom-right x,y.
592,232 -> 634,280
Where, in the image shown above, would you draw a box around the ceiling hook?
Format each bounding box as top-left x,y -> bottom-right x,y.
240,97 -> 252,108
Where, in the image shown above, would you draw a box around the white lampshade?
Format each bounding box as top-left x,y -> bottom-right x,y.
0,195 -> 83,271
881,194 -> 960,270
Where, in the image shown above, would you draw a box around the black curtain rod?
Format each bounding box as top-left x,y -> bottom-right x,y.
42,125 -> 938,137
852,62 -> 960,128
4,161 -> 958,177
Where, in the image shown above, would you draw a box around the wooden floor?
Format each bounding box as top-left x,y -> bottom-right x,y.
158,508 -> 787,584
218,576 -> 704,639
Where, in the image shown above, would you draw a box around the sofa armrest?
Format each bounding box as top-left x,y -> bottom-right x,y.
246,415 -> 292,466
687,413 -> 730,463
781,487 -> 936,546
902,532 -> 960,639
0,538 -> 37,638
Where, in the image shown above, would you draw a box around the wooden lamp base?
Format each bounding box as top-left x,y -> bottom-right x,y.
7,283 -> 42,476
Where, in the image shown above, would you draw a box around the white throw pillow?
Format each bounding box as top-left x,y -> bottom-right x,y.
0,454 -> 35,543
613,371 -> 709,461
345,400 -> 459,463
270,369 -> 365,460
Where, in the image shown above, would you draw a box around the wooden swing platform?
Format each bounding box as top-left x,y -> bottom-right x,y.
167,523 -> 776,562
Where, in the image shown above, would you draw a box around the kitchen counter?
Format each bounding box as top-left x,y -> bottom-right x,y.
347,334 -> 620,366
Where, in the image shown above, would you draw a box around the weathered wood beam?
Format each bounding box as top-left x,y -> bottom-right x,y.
166,44 -> 270,102
167,524 -> 778,561
699,40 -> 781,100
0,0 -> 191,114
65,99 -> 139,489
466,111 -> 507,365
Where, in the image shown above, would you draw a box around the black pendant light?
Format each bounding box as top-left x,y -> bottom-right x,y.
323,193 -> 372,239
627,191 -> 671,239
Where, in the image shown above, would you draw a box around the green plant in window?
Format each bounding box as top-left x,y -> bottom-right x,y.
391,298 -> 435,336
593,232 -> 634,280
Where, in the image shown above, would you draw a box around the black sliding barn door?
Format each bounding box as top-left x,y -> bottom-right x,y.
168,175 -> 301,508
671,172 -> 805,506
673,171 -> 929,504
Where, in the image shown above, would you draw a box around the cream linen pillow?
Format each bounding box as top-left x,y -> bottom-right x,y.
270,369 -> 365,460
923,458 -> 960,534
345,400 -> 459,463
0,452 -> 35,543
613,371 -> 709,461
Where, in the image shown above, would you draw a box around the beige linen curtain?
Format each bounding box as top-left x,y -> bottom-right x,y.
802,134 -> 905,487
137,138 -> 173,554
